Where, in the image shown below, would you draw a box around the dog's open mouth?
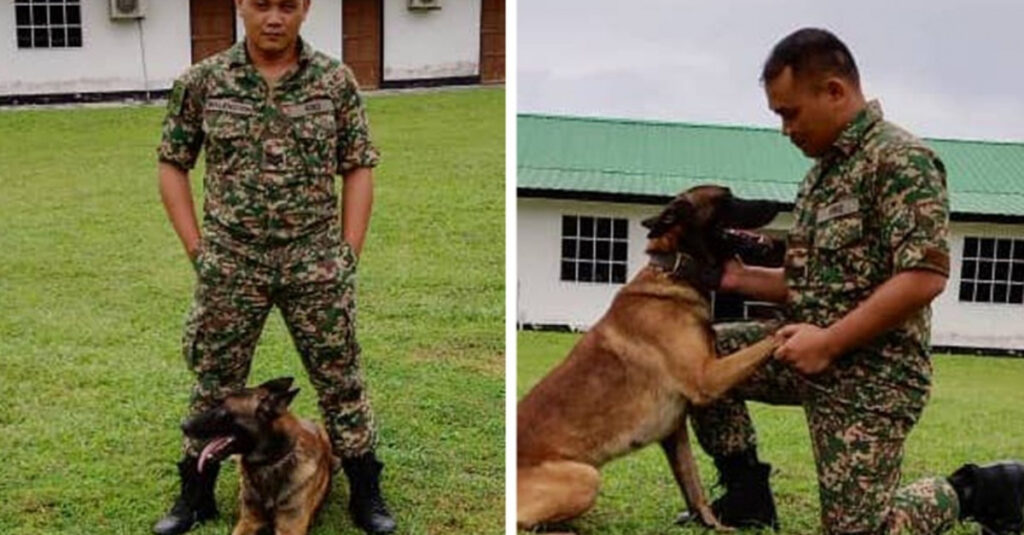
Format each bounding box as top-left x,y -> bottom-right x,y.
198,436 -> 235,473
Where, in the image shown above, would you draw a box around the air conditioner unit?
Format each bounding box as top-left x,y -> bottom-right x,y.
110,0 -> 145,20
408,0 -> 441,11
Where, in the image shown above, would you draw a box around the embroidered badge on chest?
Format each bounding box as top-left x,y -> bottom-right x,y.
816,197 -> 860,223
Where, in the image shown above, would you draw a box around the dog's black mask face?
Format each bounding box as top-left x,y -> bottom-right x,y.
181,377 -> 300,472
641,185 -> 780,285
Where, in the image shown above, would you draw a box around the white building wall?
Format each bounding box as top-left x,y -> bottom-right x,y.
299,1 -> 342,61
0,0 -> 191,95
382,0 -> 479,81
1,0 -> 477,96
933,223 -> 1024,351
517,199 -> 651,328
518,197 -> 1024,352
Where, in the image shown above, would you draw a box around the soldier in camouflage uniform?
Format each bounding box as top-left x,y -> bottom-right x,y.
689,28 -> 1024,534
152,1 -> 395,534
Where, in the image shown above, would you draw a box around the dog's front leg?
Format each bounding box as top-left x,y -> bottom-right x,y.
232,501 -> 270,535
273,506 -> 314,535
696,337 -> 777,402
659,418 -> 731,531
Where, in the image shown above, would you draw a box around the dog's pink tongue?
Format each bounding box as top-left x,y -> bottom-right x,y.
198,436 -> 234,473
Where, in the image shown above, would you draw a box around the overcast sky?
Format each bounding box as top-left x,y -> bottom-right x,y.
518,1 -> 1024,142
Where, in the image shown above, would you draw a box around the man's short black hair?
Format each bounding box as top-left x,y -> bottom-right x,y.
761,28 -> 860,87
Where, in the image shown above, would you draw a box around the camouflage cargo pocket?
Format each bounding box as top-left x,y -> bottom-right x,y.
292,108 -> 338,176
814,215 -> 871,292
814,214 -> 863,249
181,299 -> 204,370
203,101 -> 254,171
337,239 -> 359,355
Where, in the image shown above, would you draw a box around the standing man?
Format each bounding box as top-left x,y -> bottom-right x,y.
690,28 -> 1024,534
153,1 -> 396,534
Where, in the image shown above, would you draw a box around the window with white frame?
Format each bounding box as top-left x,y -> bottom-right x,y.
958,237 -> 1024,305
15,0 -> 82,49
560,215 -> 629,284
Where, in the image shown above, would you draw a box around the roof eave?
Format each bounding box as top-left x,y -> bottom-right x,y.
517,187 -> 1024,224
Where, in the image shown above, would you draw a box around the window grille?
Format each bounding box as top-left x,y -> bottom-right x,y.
560,215 -> 629,284
15,0 -> 82,49
958,237 -> 1024,304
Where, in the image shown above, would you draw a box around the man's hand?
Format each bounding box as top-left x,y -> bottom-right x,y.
774,323 -> 839,375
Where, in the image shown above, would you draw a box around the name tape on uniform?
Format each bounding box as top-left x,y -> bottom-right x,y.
206,99 -> 257,116
816,197 -> 860,223
283,99 -> 334,118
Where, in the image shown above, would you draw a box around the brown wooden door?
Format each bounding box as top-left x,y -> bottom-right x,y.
343,0 -> 382,89
190,0 -> 236,64
480,0 -> 505,84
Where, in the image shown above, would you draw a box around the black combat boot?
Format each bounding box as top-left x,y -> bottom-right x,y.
343,452 -> 397,534
152,456 -> 220,535
710,449 -> 779,530
948,460 -> 1024,535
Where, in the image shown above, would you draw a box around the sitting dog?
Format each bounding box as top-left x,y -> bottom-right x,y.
517,185 -> 781,530
182,377 -> 333,535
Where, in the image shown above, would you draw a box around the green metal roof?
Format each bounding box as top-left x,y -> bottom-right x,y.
517,113 -> 1024,219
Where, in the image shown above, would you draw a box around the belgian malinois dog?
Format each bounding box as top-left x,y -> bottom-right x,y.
182,377 -> 333,535
517,185 -> 782,530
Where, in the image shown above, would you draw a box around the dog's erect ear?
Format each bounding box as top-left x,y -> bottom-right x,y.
719,196 -> 780,229
258,377 -> 294,394
258,388 -> 301,420
275,388 -> 300,410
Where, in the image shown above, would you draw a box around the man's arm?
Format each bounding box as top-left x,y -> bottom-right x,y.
156,73 -> 204,263
341,167 -> 373,257
774,269 -> 946,374
158,161 -> 201,261
777,145 -> 951,374
334,64 -> 379,258
720,259 -> 789,303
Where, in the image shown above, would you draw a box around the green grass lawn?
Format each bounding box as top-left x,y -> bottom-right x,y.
518,331 -> 1024,535
0,88 -> 504,534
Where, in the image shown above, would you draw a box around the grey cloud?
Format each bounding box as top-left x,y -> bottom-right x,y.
519,0 -> 1024,141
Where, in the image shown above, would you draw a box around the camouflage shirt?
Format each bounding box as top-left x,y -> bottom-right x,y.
157,39 -> 379,245
784,100 -> 950,413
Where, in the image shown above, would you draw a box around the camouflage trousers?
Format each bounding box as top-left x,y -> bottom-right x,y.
181,229 -> 376,460
691,321 -> 960,535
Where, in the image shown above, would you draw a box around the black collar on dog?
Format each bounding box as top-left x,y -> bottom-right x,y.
648,250 -> 722,295
649,251 -> 699,282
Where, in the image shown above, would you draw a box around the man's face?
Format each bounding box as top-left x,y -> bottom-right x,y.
236,0 -> 309,56
765,66 -> 844,158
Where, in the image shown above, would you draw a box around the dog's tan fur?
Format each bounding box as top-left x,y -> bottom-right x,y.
201,388 -> 333,535
517,186 -> 779,530
232,414 -> 332,535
